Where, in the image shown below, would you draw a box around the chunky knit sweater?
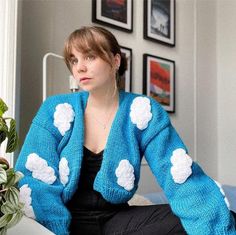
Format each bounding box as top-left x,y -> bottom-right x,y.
15,90 -> 236,235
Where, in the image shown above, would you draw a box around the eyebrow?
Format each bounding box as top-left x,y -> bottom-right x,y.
69,54 -> 75,58
69,49 -> 94,58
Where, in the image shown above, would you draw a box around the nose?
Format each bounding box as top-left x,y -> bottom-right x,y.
76,61 -> 87,73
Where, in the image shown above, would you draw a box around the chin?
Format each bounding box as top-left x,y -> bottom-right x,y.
79,86 -> 95,92
78,83 -> 91,91
79,87 -> 89,91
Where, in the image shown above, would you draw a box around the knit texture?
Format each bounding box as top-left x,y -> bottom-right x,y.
15,90 -> 236,235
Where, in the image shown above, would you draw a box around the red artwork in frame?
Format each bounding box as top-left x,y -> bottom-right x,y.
143,54 -> 175,113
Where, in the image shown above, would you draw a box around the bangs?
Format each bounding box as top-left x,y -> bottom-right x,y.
64,28 -> 113,70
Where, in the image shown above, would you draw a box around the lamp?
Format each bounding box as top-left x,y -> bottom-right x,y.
43,52 -> 64,101
69,75 -> 80,92
42,52 -> 80,101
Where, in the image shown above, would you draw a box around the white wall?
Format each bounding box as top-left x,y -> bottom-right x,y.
195,0 -> 236,185
195,0 -> 218,179
217,0 -> 236,185
17,0 -> 236,193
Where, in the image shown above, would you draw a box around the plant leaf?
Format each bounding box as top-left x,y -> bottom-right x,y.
0,214 -> 12,228
0,99 -> 8,117
13,171 -> 24,185
6,168 -> 14,176
1,201 -> 17,215
5,168 -> 15,188
0,168 -> 7,184
6,210 -> 23,229
5,169 -> 24,188
0,131 -> 7,146
6,119 -> 18,153
0,119 -> 8,146
0,164 -> 8,171
0,227 -> 7,235
17,202 -> 24,210
0,117 -> 8,145
0,119 -> 8,132
4,187 -> 19,208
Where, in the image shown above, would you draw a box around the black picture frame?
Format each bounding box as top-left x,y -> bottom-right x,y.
92,0 -> 133,33
143,54 -> 175,113
120,46 -> 132,92
144,0 -> 176,47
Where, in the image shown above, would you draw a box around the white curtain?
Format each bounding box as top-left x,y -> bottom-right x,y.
0,0 -> 18,165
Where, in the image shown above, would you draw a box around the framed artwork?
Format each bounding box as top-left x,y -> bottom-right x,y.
92,0 -> 133,32
144,0 -> 175,46
143,54 -> 175,113
120,46 -> 132,92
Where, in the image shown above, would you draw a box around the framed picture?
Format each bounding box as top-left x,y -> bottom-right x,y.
144,0 -> 175,46
120,46 -> 132,92
92,0 -> 133,32
143,54 -> 175,113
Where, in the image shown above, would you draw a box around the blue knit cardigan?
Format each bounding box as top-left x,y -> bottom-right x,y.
15,91 -> 236,235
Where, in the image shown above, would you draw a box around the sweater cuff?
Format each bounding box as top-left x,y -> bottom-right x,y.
215,226 -> 236,235
192,224 -> 236,235
41,219 -> 70,235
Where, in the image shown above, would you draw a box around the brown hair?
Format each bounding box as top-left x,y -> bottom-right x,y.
63,26 -> 127,88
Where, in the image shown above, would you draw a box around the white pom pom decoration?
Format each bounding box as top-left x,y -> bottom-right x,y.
54,103 -> 75,136
115,159 -> 135,191
130,97 -> 152,130
170,148 -> 193,184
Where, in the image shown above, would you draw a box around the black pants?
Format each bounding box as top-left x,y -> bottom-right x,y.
69,204 -> 187,235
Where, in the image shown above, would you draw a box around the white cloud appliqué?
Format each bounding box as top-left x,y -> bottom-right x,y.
170,148 -> 193,184
53,103 -> 75,136
115,159 -> 135,191
214,180 -> 230,209
26,153 -> 56,184
59,157 -> 70,186
130,97 -> 152,130
19,184 -> 36,219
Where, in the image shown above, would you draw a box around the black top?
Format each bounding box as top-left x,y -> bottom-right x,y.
67,146 -> 127,211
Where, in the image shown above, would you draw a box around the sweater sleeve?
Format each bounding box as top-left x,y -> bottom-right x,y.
142,100 -> 236,235
15,98 -> 72,235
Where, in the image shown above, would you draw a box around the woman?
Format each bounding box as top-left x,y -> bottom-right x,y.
15,26 -> 236,235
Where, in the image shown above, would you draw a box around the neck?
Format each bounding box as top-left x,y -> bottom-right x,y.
87,88 -> 119,110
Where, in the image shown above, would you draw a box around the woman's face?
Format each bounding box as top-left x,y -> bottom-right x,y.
70,47 -> 120,93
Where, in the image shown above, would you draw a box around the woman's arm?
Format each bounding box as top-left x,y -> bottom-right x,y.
142,99 -> 236,235
15,98 -> 73,235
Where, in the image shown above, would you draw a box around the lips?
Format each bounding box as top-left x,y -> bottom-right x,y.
80,77 -> 91,82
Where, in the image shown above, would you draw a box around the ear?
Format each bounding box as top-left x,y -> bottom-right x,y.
114,53 -> 121,69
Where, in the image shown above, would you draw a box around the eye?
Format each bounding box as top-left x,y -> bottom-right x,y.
85,54 -> 95,61
70,58 -> 78,65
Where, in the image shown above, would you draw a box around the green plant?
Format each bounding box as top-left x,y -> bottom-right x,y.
0,98 -> 24,235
